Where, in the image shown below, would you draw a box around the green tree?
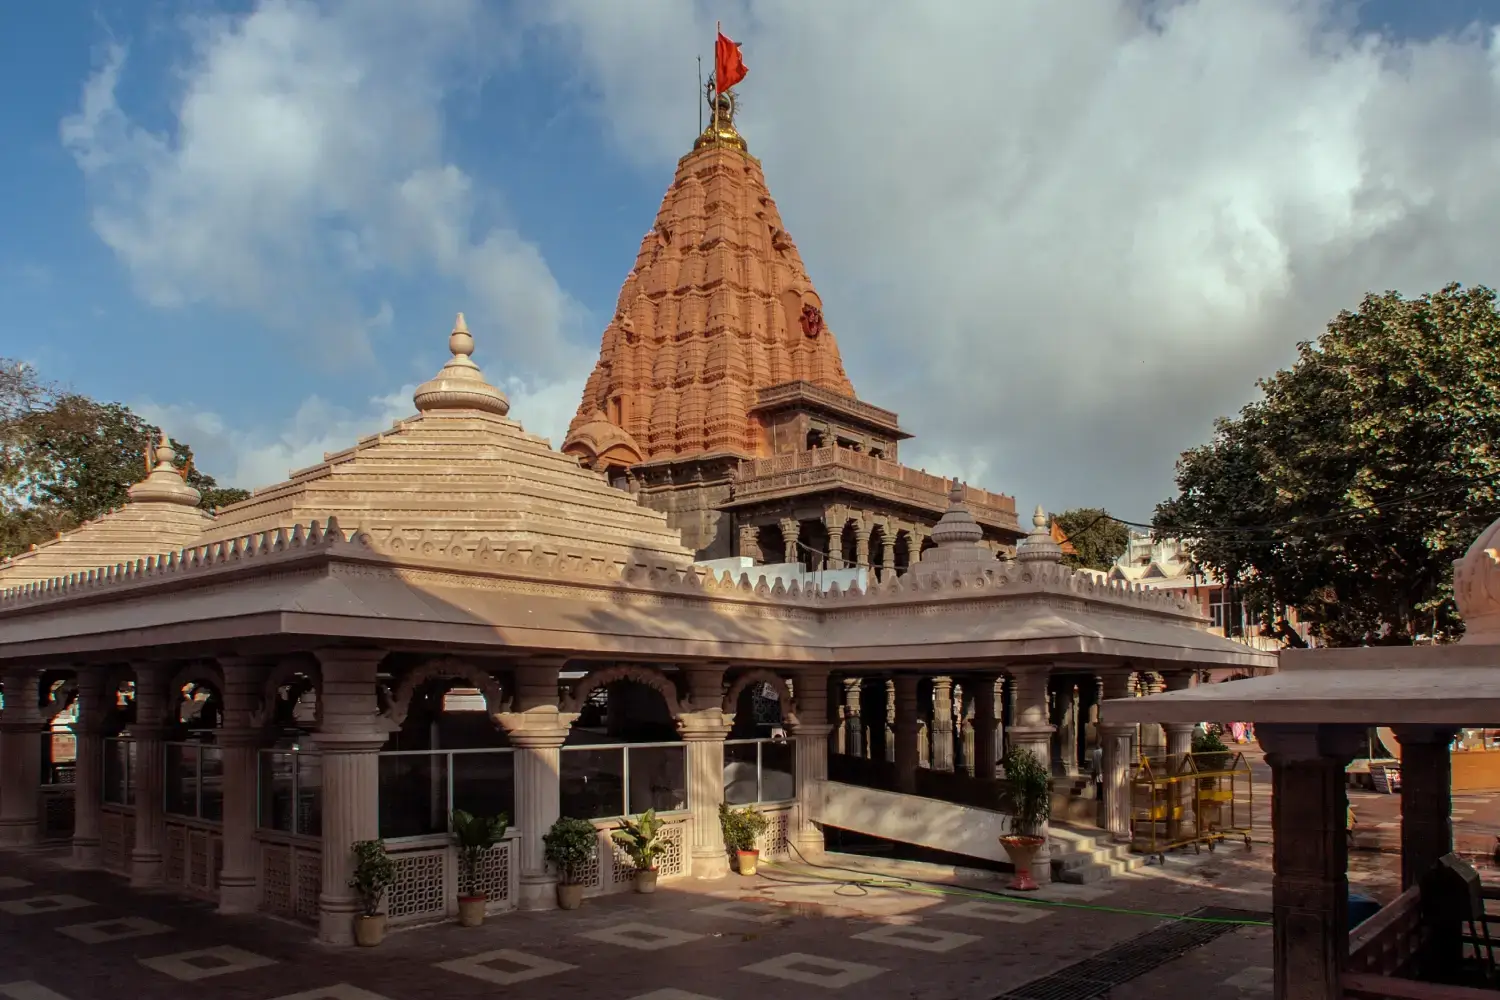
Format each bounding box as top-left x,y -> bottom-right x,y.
1053,508 -> 1130,571
1154,283 -> 1500,646
0,359 -> 248,558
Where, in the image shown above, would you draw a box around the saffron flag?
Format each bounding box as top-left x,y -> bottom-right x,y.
715,30 -> 747,93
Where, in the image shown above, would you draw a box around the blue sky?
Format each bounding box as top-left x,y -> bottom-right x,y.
2,0 -> 1498,518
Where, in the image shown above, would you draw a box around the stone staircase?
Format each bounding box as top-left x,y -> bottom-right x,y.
1049,823 -> 1148,884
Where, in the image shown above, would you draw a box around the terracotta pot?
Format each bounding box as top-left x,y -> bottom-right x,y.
556,882 -> 584,910
736,849 -> 760,876
999,835 -> 1046,891
634,868 -> 659,894
457,895 -> 487,927
353,913 -> 386,947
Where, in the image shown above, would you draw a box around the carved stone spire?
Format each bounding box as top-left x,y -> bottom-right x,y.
918,481 -> 995,570
127,432 -> 201,506
565,101 -> 854,465
413,313 -> 511,417
1016,505 -> 1065,564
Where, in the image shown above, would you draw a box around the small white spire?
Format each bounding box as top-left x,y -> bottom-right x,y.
413,312 -> 511,417
1016,504 -> 1064,564
126,431 -> 201,507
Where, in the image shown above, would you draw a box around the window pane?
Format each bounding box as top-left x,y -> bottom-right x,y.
378,753 -> 449,839
104,741 -> 128,805
165,744 -> 198,817
296,753 -> 323,838
452,752 -> 514,828
126,741 -> 136,806
628,745 -> 686,815
723,742 -> 758,806
560,747 -> 624,820
760,740 -> 796,802
258,752 -> 295,832
199,747 -> 224,822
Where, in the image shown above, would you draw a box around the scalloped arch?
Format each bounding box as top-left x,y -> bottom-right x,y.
251,659 -> 324,730
563,664 -> 682,718
721,669 -> 799,726
385,658 -> 509,728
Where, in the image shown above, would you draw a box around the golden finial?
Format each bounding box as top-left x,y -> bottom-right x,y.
693,87 -> 747,152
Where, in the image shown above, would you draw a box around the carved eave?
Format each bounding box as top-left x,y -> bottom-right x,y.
748,381 -> 910,440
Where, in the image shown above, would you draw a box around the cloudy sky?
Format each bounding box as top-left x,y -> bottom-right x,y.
3,0 -> 1498,523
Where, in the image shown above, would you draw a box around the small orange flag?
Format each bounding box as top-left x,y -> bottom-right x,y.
715,29 -> 747,94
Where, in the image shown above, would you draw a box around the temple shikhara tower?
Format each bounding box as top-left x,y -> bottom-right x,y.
565,83 -> 1023,567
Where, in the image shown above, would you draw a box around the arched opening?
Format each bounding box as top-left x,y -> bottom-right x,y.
839,521 -> 859,567
725,676 -> 795,806
757,523 -> 786,565
805,428 -> 825,450
563,669 -> 686,821
162,675 -> 225,827
258,667 -> 324,842
869,524 -> 888,579
894,530 -> 913,576
798,518 -> 830,572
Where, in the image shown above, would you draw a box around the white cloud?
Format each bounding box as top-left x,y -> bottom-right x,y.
61,0 -> 588,376
534,0 -> 1500,519
135,370 -> 585,493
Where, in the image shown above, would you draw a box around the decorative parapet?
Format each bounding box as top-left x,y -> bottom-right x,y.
731,446 -> 1018,525
0,513 -> 1208,627
750,381 -> 906,436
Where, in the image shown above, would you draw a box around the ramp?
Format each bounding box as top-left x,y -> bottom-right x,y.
809,779 -> 1012,863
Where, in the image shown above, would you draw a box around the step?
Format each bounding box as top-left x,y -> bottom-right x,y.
1048,825 -> 1150,884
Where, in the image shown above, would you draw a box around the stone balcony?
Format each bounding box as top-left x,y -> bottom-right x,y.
728,445 -> 1020,531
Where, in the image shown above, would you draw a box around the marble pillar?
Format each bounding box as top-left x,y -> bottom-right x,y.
216,657 -> 267,914
310,649 -> 391,946
1260,723 -> 1362,1000
789,669 -> 833,858
1006,666 -> 1055,880
499,659 -> 576,911
892,675 -> 920,794
679,664 -> 732,878
0,666 -> 44,848
1099,672 -> 1136,843
129,664 -> 169,886
842,678 -> 863,758
931,676 -> 955,772
973,677 -> 998,781
70,671 -> 108,867
1393,724 -> 1458,891
824,515 -> 844,569
780,518 -> 800,565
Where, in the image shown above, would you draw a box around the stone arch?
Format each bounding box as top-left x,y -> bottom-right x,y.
167,662 -> 225,727
721,669 -> 799,727
384,657 -> 508,728
252,658 -> 324,730
563,664 -> 681,717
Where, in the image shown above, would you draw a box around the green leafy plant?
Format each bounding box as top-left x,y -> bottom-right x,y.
610,808 -> 668,873
1192,728 -> 1232,774
346,839 -> 396,917
999,746 -> 1051,839
719,803 -> 768,853
450,809 -> 508,897
543,816 -> 598,886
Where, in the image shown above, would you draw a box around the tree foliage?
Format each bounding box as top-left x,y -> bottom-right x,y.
1053,507 -> 1130,571
0,359 -> 248,558
1154,283 -> 1500,646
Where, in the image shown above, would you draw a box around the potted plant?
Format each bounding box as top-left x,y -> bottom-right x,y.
998,746 -> 1051,891
719,803 -> 769,876
1192,728 -> 1232,775
610,809 -> 668,893
543,816 -> 597,910
346,839 -> 396,947
450,809 -> 508,927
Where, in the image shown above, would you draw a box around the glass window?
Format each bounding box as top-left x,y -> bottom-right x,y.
104,740 -> 133,806
452,752 -> 514,827
723,741 -> 758,806
165,744 -> 199,817
295,752 -> 323,838
199,747 -> 224,822
378,753 -> 449,839
560,747 -> 625,820
628,745 -> 686,814
258,751 -> 295,833
759,740 -> 796,802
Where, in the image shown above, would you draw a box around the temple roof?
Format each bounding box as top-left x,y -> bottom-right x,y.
565,99 -> 854,465
0,434 -> 213,588
203,316 -> 694,567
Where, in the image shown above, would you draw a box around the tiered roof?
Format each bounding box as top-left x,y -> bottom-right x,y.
565,102 -> 853,464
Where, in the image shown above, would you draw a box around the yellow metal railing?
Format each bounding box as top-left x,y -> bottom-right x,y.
1130,750 -> 1254,863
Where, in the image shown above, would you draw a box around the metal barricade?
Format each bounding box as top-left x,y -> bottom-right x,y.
1130,750 -> 1254,863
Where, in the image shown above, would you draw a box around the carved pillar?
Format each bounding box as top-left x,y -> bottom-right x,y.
679,664 -> 731,879
130,664 -> 169,886
1099,672 -> 1135,843
884,678 -> 896,763
854,523 -> 871,571
0,666 -> 44,848
1393,724 -> 1458,891
931,676 -> 955,772
1140,672 -> 1166,750
498,659 -> 576,910
1055,680 -> 1079,776
216,657 -> 268,914
70,670 -> 108,867
1006,665 -> 1054,880
973,676 -> 998,781
880,531 -> 896,582
1260,724 -> 1362,1000
823,513 -> 845,570
789,669 -> 832,858
309,648 -> 390,945
842,678 -> 863,758
995,676 -> 1008,758
779,518 -> 800,565
737,523 -> 762,563
892,675 -> 920,794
